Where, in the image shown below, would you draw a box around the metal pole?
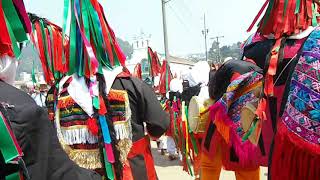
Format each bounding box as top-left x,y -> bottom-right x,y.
216,37 -> 221,63
204,14 -> 208,61
211,36 -> 224,64
161,0 -> 170,62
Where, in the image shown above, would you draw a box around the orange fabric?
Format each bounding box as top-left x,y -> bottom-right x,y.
122,161 -> 134,180
200,147 -> 222,180
200,144 -> 260,180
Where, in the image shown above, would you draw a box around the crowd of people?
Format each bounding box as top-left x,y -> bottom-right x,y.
0,0 -> 319,180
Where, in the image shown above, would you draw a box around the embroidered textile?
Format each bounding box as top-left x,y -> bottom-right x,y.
282,27 -> 320,145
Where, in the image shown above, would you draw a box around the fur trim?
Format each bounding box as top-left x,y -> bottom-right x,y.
60,126 -> 98,145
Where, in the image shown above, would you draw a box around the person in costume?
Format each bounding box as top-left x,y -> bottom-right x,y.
243,0 -> 320,179
165,78 -> 183,160
209,59 -> 262,102
201,59 -> 264,180
167,61 -> 211,179
0,1 -> 102,180
31,1 -> 170,180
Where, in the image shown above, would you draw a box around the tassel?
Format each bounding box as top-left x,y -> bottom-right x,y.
87,117 -> 99,136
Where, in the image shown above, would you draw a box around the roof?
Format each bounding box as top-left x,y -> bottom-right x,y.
167,56 -> 195,66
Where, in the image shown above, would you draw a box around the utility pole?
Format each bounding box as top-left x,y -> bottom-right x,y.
161,0 -> 172,62
202,14 -> 209,61
210,36 -> 224,64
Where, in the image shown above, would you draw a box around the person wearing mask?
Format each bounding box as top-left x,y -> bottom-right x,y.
30,1 -> 170,179
243,0 -> 320,179
0,1 -> 102,179
201,60 -> 264,180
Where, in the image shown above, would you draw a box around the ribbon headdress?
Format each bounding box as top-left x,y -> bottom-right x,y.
63,0 -> 126,78
29,13 -> 67,85
246,0 -> 320,128
60,1 -> 129,179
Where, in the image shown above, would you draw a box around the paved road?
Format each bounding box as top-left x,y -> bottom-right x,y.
151,141 -> 268,180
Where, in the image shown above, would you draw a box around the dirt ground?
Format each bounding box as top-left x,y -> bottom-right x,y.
151,141 -> 268,180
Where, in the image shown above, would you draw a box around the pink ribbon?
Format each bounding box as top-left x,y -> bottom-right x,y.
73,1 -> 99,75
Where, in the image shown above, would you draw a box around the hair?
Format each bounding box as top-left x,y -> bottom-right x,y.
208,69 -> 217,100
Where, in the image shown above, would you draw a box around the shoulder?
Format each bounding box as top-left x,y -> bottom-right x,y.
113,76 -> 147,90
0,81 -> 37,107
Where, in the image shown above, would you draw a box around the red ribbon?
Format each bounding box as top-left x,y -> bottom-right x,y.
265,38 -> 282,96
0,2 -> 13,57
91,1 -> 114,66
34,22 -> 52,83
13,0 -> 31,33
247,0 -> 270,32
73,0 -> 99,75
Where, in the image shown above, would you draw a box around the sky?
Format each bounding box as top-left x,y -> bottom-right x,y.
24,0 -> 264,56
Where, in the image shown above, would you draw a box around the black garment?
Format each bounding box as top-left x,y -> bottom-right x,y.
244,39 -> 302,86
111,77 -> 169,180
169,91 -> 181,102
210,60 -> 262,101
243,38 -> 306,116
181,84 -> 201,106
0,81 -> 101,180
111,77 -> 169,142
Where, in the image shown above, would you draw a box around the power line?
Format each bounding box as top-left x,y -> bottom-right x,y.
167,4 -> 192,32
180,0 -> 193,17
202,14 -> 209,61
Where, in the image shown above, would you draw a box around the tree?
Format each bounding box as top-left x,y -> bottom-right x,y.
208,41 -> 219,63
208,41 -> 242,63
117,38 -> 133,59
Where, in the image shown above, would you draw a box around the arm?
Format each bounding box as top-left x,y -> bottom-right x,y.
141,81 -> 170,139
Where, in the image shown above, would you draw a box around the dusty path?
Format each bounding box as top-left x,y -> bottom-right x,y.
151,141 -> 268,180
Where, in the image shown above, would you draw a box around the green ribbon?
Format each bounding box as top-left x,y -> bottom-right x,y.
0,113 -> 19,163
5,172 -> 20,180
295,0 -> 301,14
32,60 -> 37,84
189,132 -> 198,155
2,0 -> 28,42
47,25 -> 59,79
68,0 -> 77,75
62,0 -> 70,67
165,63 -> 169,93
283,0 -> 289,19
4,15 -> 21,58
39,20 -> 52,75
86,2 -> 104,74
93,96 -> 100,109
312,3 -> 318,27
148,50 -> 152,77
185,106 -> 199,155
103,150 -> 114,180
242,118 -> 258,142
111,44 -> 121,67
186,158 -> 193,176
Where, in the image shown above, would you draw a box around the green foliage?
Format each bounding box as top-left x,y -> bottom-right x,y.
117,37 -> 133,59
208,41 -> 242,63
